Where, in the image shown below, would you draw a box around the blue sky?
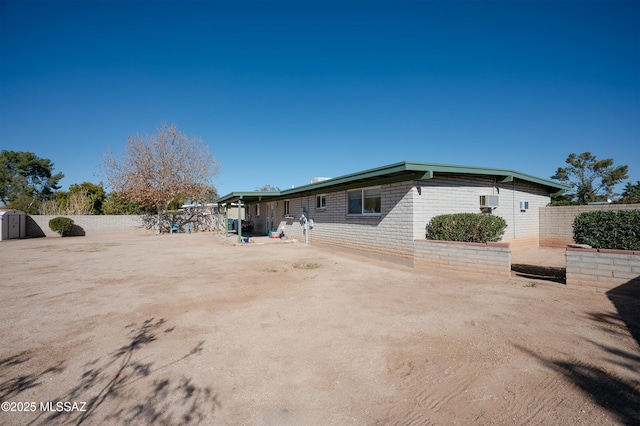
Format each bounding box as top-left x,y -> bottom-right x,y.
1,0 -> 639,197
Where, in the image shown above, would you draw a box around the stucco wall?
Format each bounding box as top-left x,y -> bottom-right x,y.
539,203 -> 640,247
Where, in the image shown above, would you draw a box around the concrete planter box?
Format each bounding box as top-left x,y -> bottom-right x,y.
414,239 -> 511,277
566,246 -> 640,295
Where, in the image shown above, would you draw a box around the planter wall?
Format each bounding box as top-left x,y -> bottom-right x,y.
566,246 -> 640,295
414,239 -> 511,277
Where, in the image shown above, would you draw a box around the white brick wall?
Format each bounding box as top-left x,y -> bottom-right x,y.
246,175 -> 549,263
415,175 -> 549,244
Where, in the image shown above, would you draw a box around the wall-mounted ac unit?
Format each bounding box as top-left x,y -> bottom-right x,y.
480,195 -> 499,208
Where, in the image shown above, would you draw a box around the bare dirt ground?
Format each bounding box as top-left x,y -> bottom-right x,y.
1,232 -> 638,425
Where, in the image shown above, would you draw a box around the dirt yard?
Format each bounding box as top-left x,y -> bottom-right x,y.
1,232 -> 638,425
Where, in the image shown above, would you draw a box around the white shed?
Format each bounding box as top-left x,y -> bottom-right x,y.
0,210 -> 26,240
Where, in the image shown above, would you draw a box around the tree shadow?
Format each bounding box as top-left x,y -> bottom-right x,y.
514,343 -> 640,424
607,278 -> 640,346
1,318 -> 218,425
0,352 -> 65,401
511,264 -> 566,284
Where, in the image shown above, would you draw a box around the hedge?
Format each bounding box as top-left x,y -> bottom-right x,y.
426,213 -> 507,243
49,217 -> 74,236
573,210 -> 640,250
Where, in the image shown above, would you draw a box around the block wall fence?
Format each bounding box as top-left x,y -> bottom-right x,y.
414,240 -> 511,277
539,203 -> 640,248
566,246 -> 640,295
26,215 -> 145,237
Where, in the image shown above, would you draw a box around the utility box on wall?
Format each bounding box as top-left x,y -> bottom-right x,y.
0,210 -> 26,240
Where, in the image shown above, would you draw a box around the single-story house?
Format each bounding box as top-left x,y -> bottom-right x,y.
215,161 -> 570,264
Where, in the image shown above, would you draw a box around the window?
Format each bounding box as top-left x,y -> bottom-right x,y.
284,200 -> 291,216
254,204 -> 260,216
316,194 -> 326,209
347,187 -> 381,215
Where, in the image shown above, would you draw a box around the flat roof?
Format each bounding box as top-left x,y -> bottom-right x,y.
215,161 -> 571,204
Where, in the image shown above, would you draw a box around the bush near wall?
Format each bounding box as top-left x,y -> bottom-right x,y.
426,213 -> 507,243
573,210 -> 640,250
49,217 -> 74,236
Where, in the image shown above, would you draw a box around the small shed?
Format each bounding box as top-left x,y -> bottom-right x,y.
0,210 -> 26,240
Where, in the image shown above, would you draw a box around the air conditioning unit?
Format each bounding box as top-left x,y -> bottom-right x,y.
480,195 -> 499,208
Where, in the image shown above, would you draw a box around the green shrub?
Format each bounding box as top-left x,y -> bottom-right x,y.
426,213 -> 507,243
573,210 -> 640,250
49,217 -> 74,236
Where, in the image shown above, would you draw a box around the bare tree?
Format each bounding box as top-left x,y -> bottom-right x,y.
102,123 -> 219,233
65,189 -> 95,214
39,198 -> 62,215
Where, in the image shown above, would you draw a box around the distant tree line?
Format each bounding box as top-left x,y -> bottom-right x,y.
2,145 -> 639,219
1,123 -> 220,227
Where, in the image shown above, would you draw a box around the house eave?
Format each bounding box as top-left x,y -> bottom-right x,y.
215,161 -> 571,203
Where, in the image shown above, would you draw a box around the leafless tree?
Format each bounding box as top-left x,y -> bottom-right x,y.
40,199 -> 62,215
102,123 -> 219,233
39,189 -> 96,215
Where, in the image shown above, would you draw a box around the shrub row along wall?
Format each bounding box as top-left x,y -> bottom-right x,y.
414,240 -> 511,277
566,246 -> 640,295
26,215 -> 144,237
539,203 -> 640,248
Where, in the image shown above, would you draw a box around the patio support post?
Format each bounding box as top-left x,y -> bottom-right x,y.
237,197 -> 243,244
225,203 -> 229,238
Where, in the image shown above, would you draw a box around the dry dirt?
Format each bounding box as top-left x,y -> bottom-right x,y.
1,232 -> 638,425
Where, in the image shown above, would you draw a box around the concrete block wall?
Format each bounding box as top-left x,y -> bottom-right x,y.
566,246 -> 640,295
26,215 -> 144,237
415,175 -> 550,244
254,181 -> 417,262
248,175 -> 552,263
414,240 -> 511,277
540,203 -> 640,247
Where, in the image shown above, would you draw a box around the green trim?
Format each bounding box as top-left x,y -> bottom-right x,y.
214,191 -> 280,204
214,161 -> 571,204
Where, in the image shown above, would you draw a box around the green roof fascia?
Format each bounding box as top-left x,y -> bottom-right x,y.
274,161 -> 432,198
214,191 -> 281,204
215,161 -> 571,203
273,161 -> 569,197
408,162 -> 571,193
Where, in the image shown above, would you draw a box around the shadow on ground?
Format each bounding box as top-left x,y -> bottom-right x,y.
0,318 -> 219,425
607,278 -> 640,346
514,342 -> 640,424
511,264 -> 566,284
514,284 -> 640,426
0,353 -> 65,401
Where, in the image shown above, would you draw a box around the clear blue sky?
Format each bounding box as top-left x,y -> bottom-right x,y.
1,0 -> 639,197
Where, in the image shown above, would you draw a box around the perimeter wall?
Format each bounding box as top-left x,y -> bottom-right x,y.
26,215 -> 145,237
539,203 -> 640,248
